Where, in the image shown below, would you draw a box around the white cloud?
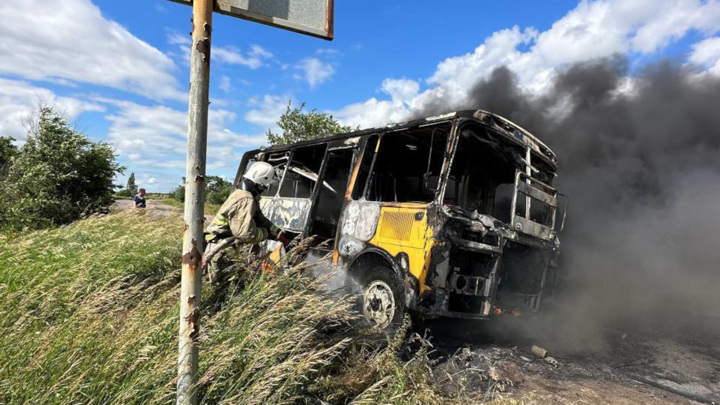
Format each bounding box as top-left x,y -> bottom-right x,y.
98,99 -> 265,189
250,44 -> 273,59
244,95 -> 292,130
0,78 -> 104,142
104,104 -> 187,166
0,0 -> 185,101
167,31 -> 191,47
219,76 -> 234,92
117,169 -> 180,194
630,0 -> 720,52
333,98 -> 408,130
333,79 -> 420,128
294,58 -> 335,88
214,45 -> 273,69
382,78 -> 421,104
690,37 -> 720,75
165,30 -> 192,67
103,99 -> 264,151
428,26 -> 540,102
334,0 -> 720,129
316,48 -> 340,56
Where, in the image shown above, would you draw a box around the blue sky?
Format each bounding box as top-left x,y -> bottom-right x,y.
0,0 -> 718,191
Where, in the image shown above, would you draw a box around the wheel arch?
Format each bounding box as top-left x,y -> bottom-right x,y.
347,247 -> 400,284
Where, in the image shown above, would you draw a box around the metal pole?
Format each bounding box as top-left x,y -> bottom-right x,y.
177,0 -> 213,404
525,147 -> 532,219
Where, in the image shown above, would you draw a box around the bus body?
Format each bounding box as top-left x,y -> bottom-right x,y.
236,110 -> 563,325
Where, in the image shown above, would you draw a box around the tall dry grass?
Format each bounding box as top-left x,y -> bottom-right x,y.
0,208 -> 442,404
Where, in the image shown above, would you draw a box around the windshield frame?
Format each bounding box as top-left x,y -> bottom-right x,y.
437,118 -> 559,231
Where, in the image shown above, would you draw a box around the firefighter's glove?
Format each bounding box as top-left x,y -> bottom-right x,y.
269,224 -> 281,239
276,231 -> 289,246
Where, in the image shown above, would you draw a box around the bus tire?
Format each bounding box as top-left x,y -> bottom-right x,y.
358,265 -> 405,332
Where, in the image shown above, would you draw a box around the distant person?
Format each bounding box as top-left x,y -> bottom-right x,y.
203,162 -> 287,272
132,188 -> 147,209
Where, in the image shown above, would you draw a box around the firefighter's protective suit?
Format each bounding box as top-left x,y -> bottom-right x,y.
204,188 -> 281,273
206,188 -> 280,245
203,161 -> 284,274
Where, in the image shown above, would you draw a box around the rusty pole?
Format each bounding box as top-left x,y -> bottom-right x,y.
177,0 -> 213,404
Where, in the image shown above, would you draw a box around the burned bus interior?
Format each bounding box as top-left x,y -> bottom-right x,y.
440,120 -> 560,316
362,124 -> 450,203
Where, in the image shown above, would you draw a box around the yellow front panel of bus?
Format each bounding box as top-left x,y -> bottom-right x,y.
369,204 -> 433,287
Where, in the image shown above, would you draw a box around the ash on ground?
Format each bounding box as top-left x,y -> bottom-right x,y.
417,314 -> 720,404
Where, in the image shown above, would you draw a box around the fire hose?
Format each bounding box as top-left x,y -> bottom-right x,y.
201,233 -> 291,274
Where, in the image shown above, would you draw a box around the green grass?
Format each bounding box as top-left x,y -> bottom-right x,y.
0,208 -> 443,404
160,197 -> 221,216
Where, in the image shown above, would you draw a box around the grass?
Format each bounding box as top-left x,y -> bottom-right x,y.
160,197 -> 221,216
0,208 -> 443,404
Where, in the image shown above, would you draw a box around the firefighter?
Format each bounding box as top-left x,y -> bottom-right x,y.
203,161 -> 287,273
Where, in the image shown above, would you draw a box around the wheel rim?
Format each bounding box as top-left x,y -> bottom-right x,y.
362,280 -> 396,329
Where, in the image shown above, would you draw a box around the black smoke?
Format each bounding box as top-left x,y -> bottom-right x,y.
420,58 -> 720,327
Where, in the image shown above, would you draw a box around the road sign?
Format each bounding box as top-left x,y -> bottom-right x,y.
166,0 -> 334,404
168,0 -> 334,40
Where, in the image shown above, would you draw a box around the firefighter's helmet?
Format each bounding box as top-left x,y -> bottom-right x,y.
243,162 -> 278,189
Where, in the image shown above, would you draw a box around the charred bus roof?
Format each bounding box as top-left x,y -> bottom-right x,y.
245,109 -> 557,170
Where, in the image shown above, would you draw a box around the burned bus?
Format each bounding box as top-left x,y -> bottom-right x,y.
235,110 -> 565,329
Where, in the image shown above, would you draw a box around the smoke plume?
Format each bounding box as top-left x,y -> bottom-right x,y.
420,58 -> 720,325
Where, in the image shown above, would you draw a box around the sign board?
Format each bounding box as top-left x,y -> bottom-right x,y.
168,0 -> 334,40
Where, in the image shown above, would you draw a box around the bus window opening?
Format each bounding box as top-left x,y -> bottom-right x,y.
367,124 -> 449,203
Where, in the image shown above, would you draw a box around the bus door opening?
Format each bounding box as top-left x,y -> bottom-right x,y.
310,148 -> 355,246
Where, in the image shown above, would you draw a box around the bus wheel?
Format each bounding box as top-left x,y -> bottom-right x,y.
360,266 -> 404,331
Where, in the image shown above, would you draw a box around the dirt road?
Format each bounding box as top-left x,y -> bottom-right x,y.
113,198 -> 176,213
112,198 -> 213,223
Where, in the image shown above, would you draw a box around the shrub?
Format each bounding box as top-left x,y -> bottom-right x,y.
206,189 -> 230,205
172,184 -> 185,203
115,189 -> 133,198
0,136 -> 17,176
0,107 -> 123,231
171,175 -> 231,205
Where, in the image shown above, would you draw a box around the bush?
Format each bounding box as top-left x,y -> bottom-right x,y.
206,175 -> 231,205
115,189 -> 132,198
206,189 -> 230,205
171,185 -> 185,203
171,175 -> 230,205
0,136 -> 17,176
0,108 -> 123,231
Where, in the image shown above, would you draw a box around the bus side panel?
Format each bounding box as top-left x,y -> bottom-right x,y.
259,197 -> 311,233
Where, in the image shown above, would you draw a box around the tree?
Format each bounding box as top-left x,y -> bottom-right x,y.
0,136 -> 18,176
0,107 -> 124,231
205,175 -> 232,205
171,183 -> 185,203
172,175 -> 231,205
266,101 -> 354,146
126,172 -> 138,195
